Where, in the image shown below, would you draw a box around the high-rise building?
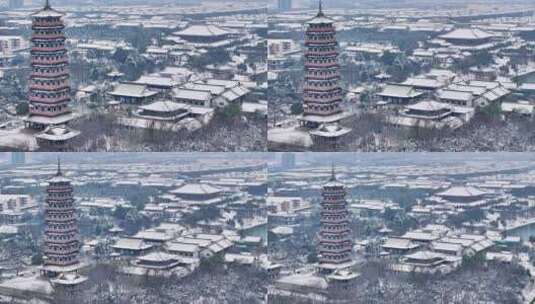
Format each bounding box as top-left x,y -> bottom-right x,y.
280,152 -> 296,169
278,0 -> 292,11
10,152 -> 25,165
42,158 -> 81,276
8,0 -> 23,9
25,0 -> 74,130
317,165 -> 353,273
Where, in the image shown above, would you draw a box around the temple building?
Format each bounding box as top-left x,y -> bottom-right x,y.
173,24 -> 236,48
25,0 -> 79,144
298,1 -> 351,144
169,180 -> 226,206
388,100 -> 474,130
41,158 -> 84,278
439,28 -> 497,50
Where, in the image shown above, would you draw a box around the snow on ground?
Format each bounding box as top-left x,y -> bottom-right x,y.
0,128 -> 38,151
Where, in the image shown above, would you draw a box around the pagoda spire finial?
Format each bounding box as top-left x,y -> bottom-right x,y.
318,0 -> 324,16
44,0 -> 51,10
330,162 -> 336,181
56,157 -> 62,176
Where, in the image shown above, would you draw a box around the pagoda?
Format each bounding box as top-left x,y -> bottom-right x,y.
25,1 -> 77,133
317,164 -> 354,273
41,158 -> 82,277
299,1 -> 351,148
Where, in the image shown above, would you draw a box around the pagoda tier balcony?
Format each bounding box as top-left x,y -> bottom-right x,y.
320,213 -> 349,219
45,206 -> 75,213
319,230 -> 351,236
45,210 -> 76,216
320,209 -> 349,215
318,241 -> 352,247
46,204 -> 75,210
29,95 -> 70,104
46,197 -> 74,203
45,227 -> 77,232
306,27 -> 335,33
31,57 -> 68,65
319,252 -> 352,258
322,189 -> 346,194
32,22 -> 64,29
44,238 -> 78,244
32,34 -> 66,40
304,96 -> 342,104
47,190 -> 73,195
305,42 -> 337,48
29,109 -> 71,117
31,71 -> 69,78
32,63 -> 68,69
322,197 -> 347,203
305,74 -> 341,81
320,220 -> 350,226
45,225 -> 77,231
319,235 -> 351,241
305,36 -> 336,41
45,217 -> 76,223
318,249 -> 352,255
320,218 -> 350,225
44,249 -> 80,256
29,84 -> 69,91
321,206 -> 348,213
31,46 -> 67,53
304,110 -> 342,117
304,50 -> 339,57
47,185 -> 73,191
46,194 -> 74,200
44,235 -> 78,241
322,193 -> 347,198
45,219 -> 77,225
304,85 -> 341,92
305,62 -> 339,69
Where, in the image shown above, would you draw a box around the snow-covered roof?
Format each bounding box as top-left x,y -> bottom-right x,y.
378,84 -> 423,98
25,112 -> 76,126
437,186 -> 486,197
134,76 -> 177,88
502,101 -> 534,114
166,242 -> 199,253
402,232 -> 439,242
405,250 -> 444,260
440,28 -> 494,40
139,101 -> 190,113
113,238 -> 153,251
277,273 -> 328,289
406,100 -> 450,112
383,238 -> 419,250
402,77 -> 444,89
437,89 -> 473,102
35,125 -> 80,142
309,123 -> 352,138
171,182 -> 222,195
138,252 -> 177,263
109,83 -> 158,98
175,25 -> 231,37
173,88 -> 212,101
432,242 -> 463,253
